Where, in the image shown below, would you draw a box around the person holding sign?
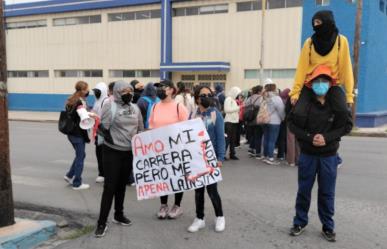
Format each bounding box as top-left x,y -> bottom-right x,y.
149,80 -> 189,219
95,81 -> 144,238
187,86 -> 226,233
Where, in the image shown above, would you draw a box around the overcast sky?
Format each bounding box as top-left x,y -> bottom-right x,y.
6,0 -> 48,4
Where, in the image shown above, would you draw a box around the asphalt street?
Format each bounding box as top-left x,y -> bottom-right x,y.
9,121 -> 387,249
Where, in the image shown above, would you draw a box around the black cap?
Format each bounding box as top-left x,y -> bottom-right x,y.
154,80 -> 175,88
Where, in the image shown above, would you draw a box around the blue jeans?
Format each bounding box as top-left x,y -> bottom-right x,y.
293,153 -> 338,231
263,124 -> 280,158
67,135 -> 86,187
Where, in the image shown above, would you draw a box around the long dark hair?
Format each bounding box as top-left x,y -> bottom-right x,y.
66,81 -> 88,107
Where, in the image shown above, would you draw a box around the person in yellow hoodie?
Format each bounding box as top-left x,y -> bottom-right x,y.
290,10 -> 353,114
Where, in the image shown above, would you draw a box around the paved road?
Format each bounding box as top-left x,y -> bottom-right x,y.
9,121 -> 387,249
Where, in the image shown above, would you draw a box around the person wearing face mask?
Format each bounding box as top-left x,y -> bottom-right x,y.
148,80 -> 189,220
95,81 -> 144,238
290,10 -> 354,116
92,82 -> 109,183
130,79 -> 145,104
187,86 -> 225,233
63,81 -> 91,190
287,65 -> 352,242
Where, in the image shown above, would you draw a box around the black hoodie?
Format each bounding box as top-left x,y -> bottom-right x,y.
311,10 -> 339,56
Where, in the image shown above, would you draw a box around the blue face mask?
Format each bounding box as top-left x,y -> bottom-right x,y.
312,82 -> 330,96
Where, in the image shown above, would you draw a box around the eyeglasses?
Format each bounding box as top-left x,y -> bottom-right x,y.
199,94 -> 214,98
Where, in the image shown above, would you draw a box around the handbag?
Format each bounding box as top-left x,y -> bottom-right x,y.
58,106 -> 76,135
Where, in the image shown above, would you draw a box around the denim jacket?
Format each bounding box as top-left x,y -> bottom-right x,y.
195,107 -> 226,162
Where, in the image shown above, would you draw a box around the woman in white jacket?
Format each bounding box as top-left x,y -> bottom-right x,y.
224,86 -> 241,160
262,80 -> 285,165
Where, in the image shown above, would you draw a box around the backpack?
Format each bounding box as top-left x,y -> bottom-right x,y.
58,105 -> 76,135
256,98 -> 270,124
143,96 -> 160,129
96,101 -> 117,145
243,97 -> 260,122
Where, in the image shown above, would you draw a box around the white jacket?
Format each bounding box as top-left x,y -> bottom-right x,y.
224,86 -> 241,123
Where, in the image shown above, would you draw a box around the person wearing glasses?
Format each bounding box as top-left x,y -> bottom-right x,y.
148,80 -> 189,219
187,85 -> 225,233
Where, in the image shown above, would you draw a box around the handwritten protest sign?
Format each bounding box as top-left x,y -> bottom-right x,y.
132,118 -> 222,200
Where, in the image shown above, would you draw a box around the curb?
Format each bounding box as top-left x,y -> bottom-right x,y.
9,119 -> 58,123
0,219 -> 56,249
348,132 -> 387,138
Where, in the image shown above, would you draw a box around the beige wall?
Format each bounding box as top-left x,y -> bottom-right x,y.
6,4 -> 161,93
5,0 -> 302,94
172,0 -> 302,91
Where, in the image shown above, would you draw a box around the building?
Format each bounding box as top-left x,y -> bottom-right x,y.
4,0 -> 303,111
4,0 -> 387,127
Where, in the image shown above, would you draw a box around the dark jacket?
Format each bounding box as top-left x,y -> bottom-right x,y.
137,83 -> 159,127
287,96 -> 352,157
66,99 -> 90,143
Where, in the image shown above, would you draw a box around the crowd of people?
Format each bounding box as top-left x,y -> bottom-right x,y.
60,10 -> 354,242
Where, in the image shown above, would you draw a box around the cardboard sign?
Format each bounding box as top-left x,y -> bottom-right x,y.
132,118 -> 222,200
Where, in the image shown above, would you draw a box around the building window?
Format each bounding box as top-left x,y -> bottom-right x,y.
237,0 -> 302,12
244,69 -> 295,79
109,70 -> 160,78
53,15 -> 101,26
108,9 -> 161,22
268,0 -> 286,9
198,74 -> 213,81
173,4 -> 228,17
55,70 -> 102,77
181,75 -> 196,81
380,0 -> 385,12
8,70 -> 49,78
199,82 -> 211,87
316,0 -> 330,6
286,0 -> 303,8
6,20 -> 46,30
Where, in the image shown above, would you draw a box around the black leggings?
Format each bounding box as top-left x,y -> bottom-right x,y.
160,193 -> 183,207
95,144 -> 104,177
97,146 -> 133,225
195,183 -> 223,219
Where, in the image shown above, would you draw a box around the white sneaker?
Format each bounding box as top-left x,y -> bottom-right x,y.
72,183 -> 90,190
187,218 -> 205,233
64,175 -> 72,185
95,176 -> 104,183
168,205 -> 183,219
265,158 -> 280,165
215,216 -> 225,232
157,204 -> 169,219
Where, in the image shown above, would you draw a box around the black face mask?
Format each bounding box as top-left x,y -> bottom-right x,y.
84,91 -> 89,98
311,10 -> 338,56
93,89 -> 101,99
200,97 -> 212,108
157,88 -> 167,100
121,93 -> 133,105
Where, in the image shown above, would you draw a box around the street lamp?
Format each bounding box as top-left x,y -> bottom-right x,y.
259,0 -> 266,85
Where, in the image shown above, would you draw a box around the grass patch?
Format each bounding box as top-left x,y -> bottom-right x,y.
62,225 -> 94,240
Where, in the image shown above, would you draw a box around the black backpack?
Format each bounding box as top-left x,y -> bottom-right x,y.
58,106 -> 76,135
243,97 -> 260,122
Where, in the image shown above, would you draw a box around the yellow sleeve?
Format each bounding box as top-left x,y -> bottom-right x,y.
338,36 -> 355,104
289,38 -> 311,101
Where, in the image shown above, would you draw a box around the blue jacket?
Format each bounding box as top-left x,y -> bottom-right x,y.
196,107 -> 226,162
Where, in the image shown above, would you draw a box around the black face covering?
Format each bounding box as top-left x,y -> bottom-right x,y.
311,10 -> 339,56
121,93 -> 132,105
156,88 -> 167,100
200,97 -> 212,108
93,89 -> 101,99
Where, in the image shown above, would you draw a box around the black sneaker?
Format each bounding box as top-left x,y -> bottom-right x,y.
290,225 -> 306,236
230,156 -> 239,160
322,229 -> 336,242
113,215 -> 132,226
95,224 -> 107,238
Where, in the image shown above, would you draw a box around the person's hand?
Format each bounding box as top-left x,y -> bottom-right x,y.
88,112 -> 98,119
217,161 -> 223,168
313,134 -> 326,147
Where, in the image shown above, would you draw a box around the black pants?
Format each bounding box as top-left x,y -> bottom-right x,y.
195,183 -> 223,219
276,122 -> 287,159
235,121 -> 243,147
98,146 -> 133,225
95,144 -> 104,177
250,125 -> 264,154
160,193 -> 183,206
225,122 -> 238,157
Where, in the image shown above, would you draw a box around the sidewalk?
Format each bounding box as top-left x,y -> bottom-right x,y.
8,111 -> 387,137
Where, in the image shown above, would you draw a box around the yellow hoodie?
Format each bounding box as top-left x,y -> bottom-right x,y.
289,35 -> 354,104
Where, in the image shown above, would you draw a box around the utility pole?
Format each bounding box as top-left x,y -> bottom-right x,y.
259,0 -> 266,85
352,0 -> 362,125
0,0 -> 15,228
